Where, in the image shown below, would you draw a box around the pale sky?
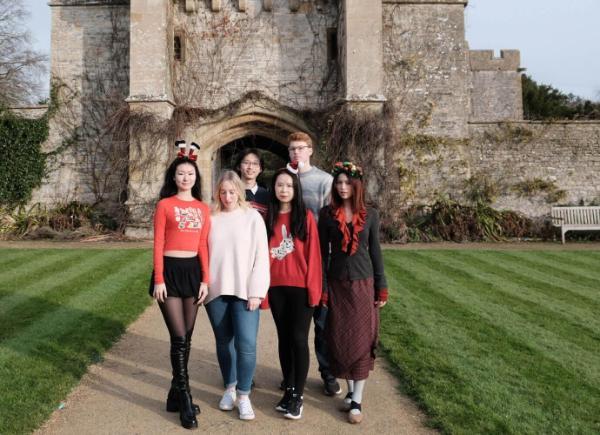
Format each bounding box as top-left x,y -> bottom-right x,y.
25,0 -> 600,101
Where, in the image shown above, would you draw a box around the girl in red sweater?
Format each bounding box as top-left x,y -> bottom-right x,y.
265,165 -> 322,420
149,143 -> 211,429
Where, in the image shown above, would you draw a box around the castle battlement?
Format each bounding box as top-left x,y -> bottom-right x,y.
48,0 -> 127,5
186,0 -> 302,13
470,50 -> 521,71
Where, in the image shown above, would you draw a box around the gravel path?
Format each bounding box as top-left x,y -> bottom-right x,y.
35,304 -> 435,435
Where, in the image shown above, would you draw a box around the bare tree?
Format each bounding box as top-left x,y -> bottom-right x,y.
0,0 -> 47,106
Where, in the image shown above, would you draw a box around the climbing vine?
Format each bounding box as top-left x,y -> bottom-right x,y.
0,108 -> 48,206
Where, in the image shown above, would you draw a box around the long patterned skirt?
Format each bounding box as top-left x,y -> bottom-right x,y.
325,277 -> 378,380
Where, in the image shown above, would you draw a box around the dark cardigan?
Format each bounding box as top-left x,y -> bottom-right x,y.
318,205 -> 388,298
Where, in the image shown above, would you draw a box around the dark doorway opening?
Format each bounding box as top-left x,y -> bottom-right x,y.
216,135 -> 288,189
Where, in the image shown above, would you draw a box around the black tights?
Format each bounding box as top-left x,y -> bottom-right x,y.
269,286 -> 315,395
159,297 -> 199,338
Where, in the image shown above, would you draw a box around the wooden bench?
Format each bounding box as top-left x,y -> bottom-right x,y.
551,206 -> 600,244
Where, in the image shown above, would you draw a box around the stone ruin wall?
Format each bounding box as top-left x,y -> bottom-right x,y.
32,0 -> 130,207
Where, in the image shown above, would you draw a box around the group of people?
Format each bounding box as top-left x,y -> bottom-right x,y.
150,132 -> 389,429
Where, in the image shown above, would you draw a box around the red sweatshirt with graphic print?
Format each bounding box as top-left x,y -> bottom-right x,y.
153,196 -> 211,285
265,210 -> 322,307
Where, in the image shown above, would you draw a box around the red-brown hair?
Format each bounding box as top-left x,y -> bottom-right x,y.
287,132 -> 313,148
330,172 -> 366,213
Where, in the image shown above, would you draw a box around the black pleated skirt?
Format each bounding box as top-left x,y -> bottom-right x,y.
148,256 -> 201,298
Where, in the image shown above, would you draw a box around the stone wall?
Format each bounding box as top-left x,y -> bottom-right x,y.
467,121 -> 600,216
172,0 -> 338,110
387,121 -> 600,218
382,0 -> 471,138
34,1 -> 130,206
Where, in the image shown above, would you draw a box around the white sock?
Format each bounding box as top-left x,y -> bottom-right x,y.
346,380 -> 354,394
352,380 -> 366,404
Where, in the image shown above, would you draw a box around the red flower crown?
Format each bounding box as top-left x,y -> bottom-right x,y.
331,161 -> 363,179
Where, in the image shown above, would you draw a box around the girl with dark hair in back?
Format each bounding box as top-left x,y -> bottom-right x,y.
264,163 -> 322,420
149,141 -> 210,429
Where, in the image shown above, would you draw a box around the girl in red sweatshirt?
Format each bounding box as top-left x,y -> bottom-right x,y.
149,142 -> 211,429
265,165 -> 322,420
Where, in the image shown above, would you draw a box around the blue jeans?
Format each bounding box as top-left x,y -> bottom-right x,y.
205,296 -> 260,395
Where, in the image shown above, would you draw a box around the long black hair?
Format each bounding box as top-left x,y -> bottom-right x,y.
159,157 -> 202,200
266,168 -> 307,241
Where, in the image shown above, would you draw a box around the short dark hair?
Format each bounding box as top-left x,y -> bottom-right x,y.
234,148 -> 264,175
159,157 -> 202,201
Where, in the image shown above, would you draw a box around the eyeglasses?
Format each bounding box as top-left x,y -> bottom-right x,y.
288,145 -> 311,153
241,160 -> 260,167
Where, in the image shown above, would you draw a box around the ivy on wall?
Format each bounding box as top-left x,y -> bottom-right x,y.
0,109 -> 48,207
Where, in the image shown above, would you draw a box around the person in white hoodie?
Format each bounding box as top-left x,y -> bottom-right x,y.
204,170 -> 270,421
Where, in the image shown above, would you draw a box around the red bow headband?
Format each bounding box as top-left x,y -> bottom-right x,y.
176,140 -> 200,162
286,160 -> 300,175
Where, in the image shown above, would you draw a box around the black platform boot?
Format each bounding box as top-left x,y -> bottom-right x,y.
171,335 -> 198,429
166,331 -> 200,415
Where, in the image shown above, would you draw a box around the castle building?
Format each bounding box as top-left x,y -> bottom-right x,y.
36,0 -> 599,236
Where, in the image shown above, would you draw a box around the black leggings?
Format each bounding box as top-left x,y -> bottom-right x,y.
159,297 -> 199,338
269,286 -> 315,395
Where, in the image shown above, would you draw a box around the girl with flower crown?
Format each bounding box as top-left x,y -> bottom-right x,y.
263,163 -> 322,420
318,162 -> 389,425
149,140 -> 210,429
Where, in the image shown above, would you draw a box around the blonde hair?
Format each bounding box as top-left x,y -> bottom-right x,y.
213,170 -> 248,213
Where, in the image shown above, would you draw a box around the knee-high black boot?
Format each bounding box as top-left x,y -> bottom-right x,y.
171,335 -> 198,429
166,332 -> 200,414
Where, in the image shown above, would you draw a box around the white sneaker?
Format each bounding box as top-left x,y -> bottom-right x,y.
219,389 -> 236,411
237,397 -> 255,421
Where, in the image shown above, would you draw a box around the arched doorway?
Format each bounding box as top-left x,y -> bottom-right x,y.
188,107 -> 315,202
216,134 -> 288,189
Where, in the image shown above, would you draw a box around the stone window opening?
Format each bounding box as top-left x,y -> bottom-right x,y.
327,28 -> 338,64
174,33 -> 185,62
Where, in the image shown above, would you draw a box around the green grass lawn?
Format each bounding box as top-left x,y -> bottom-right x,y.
380,250 -> 600,435
0,248 -> 152,435
2,247 -> 599,434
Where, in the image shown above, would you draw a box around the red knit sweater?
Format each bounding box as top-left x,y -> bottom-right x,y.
153,196 -> 211,284
263,211 -> 322,307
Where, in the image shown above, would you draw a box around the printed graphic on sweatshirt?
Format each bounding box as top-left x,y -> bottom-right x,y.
271,224 -> 295,260
174,206 -> 204,231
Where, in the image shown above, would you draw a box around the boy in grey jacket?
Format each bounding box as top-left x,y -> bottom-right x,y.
287,131 -> 340,396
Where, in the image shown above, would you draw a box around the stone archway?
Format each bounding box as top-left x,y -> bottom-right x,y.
186,108 -> 315,202
216,134 -> 287,188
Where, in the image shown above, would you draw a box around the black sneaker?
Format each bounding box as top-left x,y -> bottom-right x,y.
323,377 -> 342,396
284,393 -> 303,420
275,387 -> 294,412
